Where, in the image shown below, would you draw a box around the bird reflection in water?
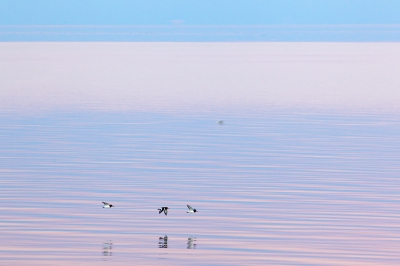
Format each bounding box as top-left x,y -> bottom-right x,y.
187,237 -> 197,249
158,235 -> 168,248
102,241 -> 113,260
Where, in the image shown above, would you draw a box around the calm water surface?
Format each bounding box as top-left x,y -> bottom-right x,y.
0,112 -> 399,265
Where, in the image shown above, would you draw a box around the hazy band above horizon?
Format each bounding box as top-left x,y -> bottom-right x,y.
1,42 -> 399,114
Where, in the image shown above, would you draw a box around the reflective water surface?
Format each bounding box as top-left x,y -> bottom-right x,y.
0,111 -> 399,265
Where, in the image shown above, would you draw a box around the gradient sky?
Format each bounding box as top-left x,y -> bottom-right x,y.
1,0 -> 399,26
1,2 -> 400,112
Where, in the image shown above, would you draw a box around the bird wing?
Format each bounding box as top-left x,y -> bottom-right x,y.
187,204 -> 193,211
165,208 -> 168,215
102,202 -> 109,205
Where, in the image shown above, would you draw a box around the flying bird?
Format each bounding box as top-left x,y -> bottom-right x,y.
186,204 -> 198,213
158,207 -> 169,215
102,202 -> 114,208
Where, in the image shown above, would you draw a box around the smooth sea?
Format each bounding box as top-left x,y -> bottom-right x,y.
0,111 -> 399,265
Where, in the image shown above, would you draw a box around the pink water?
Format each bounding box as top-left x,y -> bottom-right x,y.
0,112 -> 399,265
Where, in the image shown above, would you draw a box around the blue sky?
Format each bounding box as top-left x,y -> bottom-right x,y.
1,0 -> 399,25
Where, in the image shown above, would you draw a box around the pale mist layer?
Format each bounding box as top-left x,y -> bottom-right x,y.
1,42 -> 399,114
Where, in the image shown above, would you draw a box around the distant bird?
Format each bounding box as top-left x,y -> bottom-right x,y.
186,204 -> 198,213
158,207 -> 169,215
217,120 -> 224,125
102,202 -> 114,208
187,237 -> 197,249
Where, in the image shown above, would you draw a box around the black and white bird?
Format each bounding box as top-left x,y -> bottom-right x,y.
186,204 -> 198,213
102,202 -> 114,208
158,207 -> 169,215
